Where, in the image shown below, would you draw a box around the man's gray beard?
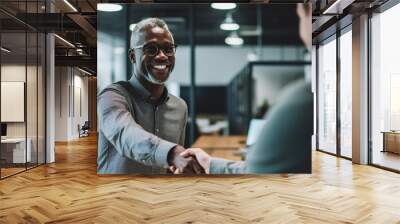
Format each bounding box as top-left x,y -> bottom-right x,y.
135,65 -> 165,85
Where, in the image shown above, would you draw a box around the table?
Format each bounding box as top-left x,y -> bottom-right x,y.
192,135 -> 246,161
382,131 -> 400,154
1,138 -> 31,164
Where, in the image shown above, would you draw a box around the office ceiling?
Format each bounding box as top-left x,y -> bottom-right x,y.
0,0 -> 305,74
312,0 -> 390,43
120,4 -> 302,46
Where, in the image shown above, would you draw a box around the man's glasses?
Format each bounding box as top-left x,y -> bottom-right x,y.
132,43 -> 177,57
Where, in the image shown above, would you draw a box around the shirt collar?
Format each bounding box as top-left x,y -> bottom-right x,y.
129,74 -> 170,105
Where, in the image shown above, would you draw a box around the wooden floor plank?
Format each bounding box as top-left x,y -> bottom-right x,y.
0,135 -> 399,223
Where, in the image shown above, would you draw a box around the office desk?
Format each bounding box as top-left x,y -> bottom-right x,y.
192,135 -> 246,161
382,131 -> 400,154
1,138 -> 32,165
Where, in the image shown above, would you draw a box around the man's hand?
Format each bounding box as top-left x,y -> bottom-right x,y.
171,148 -> 211,174
167,145 -> 205,174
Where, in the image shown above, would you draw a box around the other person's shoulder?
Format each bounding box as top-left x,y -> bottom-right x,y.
279,80 -> 312,103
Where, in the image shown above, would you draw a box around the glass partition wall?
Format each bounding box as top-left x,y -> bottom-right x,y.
316,26 -> 352,159
0,1 -> 46,179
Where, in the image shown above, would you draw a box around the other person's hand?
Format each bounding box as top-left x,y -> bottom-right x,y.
178,148 -> 211,174
167,145 -> 205,174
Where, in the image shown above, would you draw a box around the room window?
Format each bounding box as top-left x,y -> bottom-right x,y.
317,36 -> 337,154
339,28 -> 352,159
370,2 -> 400,171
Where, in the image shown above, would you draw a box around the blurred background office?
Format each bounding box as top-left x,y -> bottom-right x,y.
97,3 -> 311,150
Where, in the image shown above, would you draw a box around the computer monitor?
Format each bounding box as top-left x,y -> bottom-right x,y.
246,119 -> 266,146
180,86 -> 227,115
1,123 -> 7,137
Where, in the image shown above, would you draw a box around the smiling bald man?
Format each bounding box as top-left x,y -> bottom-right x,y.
97,18 -> 204,175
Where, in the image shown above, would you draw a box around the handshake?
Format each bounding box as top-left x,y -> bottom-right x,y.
167,145 -> 211,174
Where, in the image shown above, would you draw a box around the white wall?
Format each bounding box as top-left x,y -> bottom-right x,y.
55,67 -> 89,141
55,67 -> 68,141
1,65 -> 40,137
1,65 -> 27,140
168,45 -> 306,86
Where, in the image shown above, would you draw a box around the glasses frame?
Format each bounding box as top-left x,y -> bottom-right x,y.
131,43 -> 178,57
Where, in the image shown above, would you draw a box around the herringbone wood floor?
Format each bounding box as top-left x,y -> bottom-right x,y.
1,135 -> 400,223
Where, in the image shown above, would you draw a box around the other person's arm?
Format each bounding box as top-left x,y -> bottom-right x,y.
178,148 -> 246,174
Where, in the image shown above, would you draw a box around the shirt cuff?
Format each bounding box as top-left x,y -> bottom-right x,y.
209,157 -> 231,174
154,140 -> 177,168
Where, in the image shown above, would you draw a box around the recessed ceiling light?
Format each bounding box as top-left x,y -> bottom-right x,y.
220,23 -> 240,31
211,3 -> 237,10
97,3 -> 123,12
220,13 -> 240,31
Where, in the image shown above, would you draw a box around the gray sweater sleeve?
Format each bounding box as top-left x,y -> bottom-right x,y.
98,89 -> 176,169
209,158 -> 246,174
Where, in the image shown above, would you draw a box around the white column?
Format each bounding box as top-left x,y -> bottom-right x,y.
45,0 -> 56,163
352,14 -> 369,164
46,33 -> 55,163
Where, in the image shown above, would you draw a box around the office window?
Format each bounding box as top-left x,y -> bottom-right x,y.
317,36 -> 337,154
339,29 -> 352,158
371,2 -> 400,171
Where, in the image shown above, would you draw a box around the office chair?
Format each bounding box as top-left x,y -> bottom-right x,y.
79,121 -> 90,138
